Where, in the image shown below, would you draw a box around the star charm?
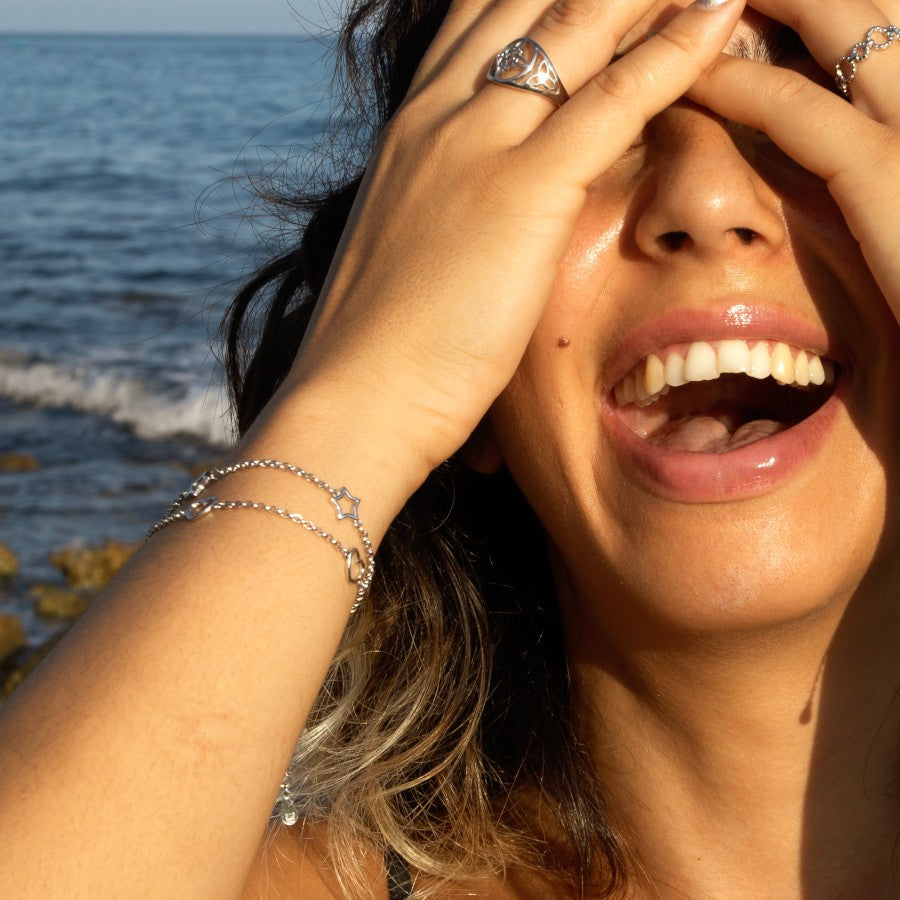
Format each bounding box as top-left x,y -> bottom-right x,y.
331,487 -> 361,521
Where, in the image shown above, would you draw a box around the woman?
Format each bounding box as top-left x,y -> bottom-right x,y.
0,0 -> 898,895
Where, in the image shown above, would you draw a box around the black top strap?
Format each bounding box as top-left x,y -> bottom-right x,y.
385,847 -> 413,899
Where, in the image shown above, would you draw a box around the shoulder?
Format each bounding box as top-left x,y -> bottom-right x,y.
240,821 -> 392,900
240,821 -> 555,899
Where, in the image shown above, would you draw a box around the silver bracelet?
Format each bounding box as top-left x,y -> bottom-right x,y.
148,459 -> 375,612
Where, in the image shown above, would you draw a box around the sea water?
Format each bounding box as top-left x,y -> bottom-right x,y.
0,32 -> 341,639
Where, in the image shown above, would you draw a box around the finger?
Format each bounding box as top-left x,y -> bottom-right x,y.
515,0 -> 747,184
746,0 -> 894,67
687,55 -> 890,191
412,0 -> 664,130
467,0 -> 662,135
410,0 -> 510,94
746,0 -> 900,116
687,55 -> 900,300
409,0 -> 551,106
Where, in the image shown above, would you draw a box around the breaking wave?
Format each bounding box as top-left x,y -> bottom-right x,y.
0,353 -> 232,448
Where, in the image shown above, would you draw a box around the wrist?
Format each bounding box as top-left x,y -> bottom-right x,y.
230,376 -> 437,544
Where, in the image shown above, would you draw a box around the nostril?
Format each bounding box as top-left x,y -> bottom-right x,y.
659,231 -> 689,251
733,227 -> 756,245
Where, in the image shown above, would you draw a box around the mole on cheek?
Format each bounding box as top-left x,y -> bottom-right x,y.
558,336 -> 571,348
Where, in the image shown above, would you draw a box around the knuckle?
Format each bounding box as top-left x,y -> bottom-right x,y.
382,105 -> 420,148
592,58 -> 655,106
389,92 -> 445,141
766,71 -> 810,109
385,99 -> 504,176
379,105 -> 443,168
419,116 -> 461,163
655,25 -> 697,60
544,0 -> 604,31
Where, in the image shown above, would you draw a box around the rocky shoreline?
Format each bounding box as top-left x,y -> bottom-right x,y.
0,447 -> 226,702
0,538 -> 137,702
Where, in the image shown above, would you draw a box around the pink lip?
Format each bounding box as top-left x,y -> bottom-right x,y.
600,304 -> 847,503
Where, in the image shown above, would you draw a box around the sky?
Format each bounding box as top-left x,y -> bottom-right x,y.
1,0 -> 331,35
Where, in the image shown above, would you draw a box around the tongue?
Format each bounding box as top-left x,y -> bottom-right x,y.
647,416 -> 786,453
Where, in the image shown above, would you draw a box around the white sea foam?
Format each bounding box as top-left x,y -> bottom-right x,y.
0,354 -> 232,448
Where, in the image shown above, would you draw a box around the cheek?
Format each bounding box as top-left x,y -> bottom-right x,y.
530,200 -> 626,345
488,196 -> 633,570
492,197 -> 627,461
497,198 -> 627,442
784,186 -> 897,356
556,208 -> 624,295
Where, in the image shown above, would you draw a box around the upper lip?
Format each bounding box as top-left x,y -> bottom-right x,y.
602,302 -> 843,392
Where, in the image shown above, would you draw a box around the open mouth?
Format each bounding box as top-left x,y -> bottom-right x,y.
610,340 -> 838,454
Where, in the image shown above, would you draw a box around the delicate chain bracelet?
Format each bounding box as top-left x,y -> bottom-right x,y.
148,459 -> 375,612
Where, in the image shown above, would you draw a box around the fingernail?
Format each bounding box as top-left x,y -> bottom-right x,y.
693,0 -> 734,8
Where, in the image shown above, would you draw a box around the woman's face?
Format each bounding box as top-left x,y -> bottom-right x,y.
488,7 -> 900,638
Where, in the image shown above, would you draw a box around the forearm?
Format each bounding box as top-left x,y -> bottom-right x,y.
0,385 -> 423,897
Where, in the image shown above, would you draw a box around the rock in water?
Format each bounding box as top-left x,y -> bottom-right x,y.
0,613 -> 26,663
0,452 -> 40,472
0,634 -> 65,702
49,540 -> 138,591
0,543 -> 18,579
31,584 -> 90,620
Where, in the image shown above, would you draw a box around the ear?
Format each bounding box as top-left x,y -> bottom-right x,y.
458,416 -> 504,474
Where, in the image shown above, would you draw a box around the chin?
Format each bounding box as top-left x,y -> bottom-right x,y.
577,493 -> 884,639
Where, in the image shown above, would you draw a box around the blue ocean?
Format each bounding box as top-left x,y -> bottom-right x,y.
0,33 -> 338,640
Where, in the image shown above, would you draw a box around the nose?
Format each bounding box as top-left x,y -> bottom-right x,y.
632,105 -> 787,262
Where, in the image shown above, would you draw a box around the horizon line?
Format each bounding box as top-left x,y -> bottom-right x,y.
0,28 -> 333,39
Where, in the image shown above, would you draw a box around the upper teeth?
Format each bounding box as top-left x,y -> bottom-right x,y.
613,340 -> 835,408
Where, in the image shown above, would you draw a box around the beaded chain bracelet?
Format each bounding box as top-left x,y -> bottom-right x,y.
148,458 -> 376,826
148,459 -> 375,612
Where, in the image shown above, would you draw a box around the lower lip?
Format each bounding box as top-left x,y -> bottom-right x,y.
600,382 -> 845,503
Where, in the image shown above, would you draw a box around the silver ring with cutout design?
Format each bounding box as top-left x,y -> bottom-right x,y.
487,37 -> 570,107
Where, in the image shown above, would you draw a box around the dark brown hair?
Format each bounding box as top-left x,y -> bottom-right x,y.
225,1 -> 625,894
